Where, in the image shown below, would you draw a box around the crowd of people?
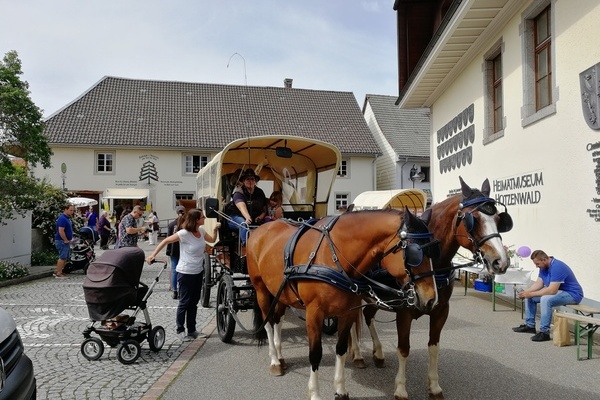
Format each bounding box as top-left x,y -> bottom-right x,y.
52,173 -> 288,342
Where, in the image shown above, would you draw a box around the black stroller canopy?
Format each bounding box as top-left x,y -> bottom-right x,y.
83,247 -> 146,321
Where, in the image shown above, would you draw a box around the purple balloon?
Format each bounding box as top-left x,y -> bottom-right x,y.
516,246 -> 531,258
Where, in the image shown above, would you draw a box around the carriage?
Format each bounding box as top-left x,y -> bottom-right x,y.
196,135 -> 341,342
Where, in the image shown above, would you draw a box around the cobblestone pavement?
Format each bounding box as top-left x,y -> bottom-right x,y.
0,241 -> 215,400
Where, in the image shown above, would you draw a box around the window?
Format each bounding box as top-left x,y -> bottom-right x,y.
420,166 -> 430,183
184,154 -> 208,174
483,39 -> 504,144
534,7 -> 551,110
337,160 -> 348,178
521,0 -> 556,127
96,151 -> 114,174
174,192 -> 194,207
335,193 -> 349,212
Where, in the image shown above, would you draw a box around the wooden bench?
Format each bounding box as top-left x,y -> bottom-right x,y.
556,304 -> 600,360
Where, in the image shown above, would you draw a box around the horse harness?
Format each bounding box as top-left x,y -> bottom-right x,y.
431,196 -> 514,288
276,215 -> 436,310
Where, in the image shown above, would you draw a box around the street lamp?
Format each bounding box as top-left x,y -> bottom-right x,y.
409,164 -> 425,188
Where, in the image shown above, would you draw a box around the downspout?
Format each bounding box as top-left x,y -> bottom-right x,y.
372,154 -> 379,190
399,156 -> 409,189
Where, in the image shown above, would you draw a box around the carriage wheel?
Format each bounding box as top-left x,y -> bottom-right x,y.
148,326 -> 166,352
200,253 -> 212,308
117,339 -> 141,365
216,275 -> 236,343
81,337 -> 104,361
322,317 -> 338,335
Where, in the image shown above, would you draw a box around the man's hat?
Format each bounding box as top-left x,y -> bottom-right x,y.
175,205 -> 185,214
239,168 -> 260,182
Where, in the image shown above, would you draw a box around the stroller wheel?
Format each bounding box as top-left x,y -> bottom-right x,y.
81,337 -> 104,361
148,326 -> 166,352
117,339 -> 141,365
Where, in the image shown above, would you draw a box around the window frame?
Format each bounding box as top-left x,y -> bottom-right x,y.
183,154 -> 209,175
337,159 -> 349,178
335,192 -> 349,213
95,151 -> 115,175
483,38 -> 505,145
520,0 -> 557,127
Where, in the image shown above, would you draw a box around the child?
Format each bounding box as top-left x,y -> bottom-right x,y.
263,191 -> 283,222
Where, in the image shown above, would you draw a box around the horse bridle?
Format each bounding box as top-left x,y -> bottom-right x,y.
455,196 -> 513,258
381,228 -> 440,282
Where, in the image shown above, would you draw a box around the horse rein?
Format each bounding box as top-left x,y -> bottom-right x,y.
455,197 -> 503,254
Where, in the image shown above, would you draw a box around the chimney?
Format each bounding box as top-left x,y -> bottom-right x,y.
284,78 -> 293,88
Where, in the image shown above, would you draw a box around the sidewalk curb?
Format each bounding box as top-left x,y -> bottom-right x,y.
0,268 -> 54,288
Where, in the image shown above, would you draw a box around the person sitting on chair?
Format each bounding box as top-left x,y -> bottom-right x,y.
512,249 -> 583,342
263,190 -> 283,223
225,168 -> 267,245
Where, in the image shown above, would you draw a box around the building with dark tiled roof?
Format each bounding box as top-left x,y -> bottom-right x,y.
35,76 -> 381,219
363,94 -> 431,199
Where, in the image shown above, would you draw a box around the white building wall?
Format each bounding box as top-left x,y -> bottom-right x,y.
0,212 -> 32,265
35,147 -> 375,220
430,0 -> 600,301
34,147 -> 203,219
364,102 -> 396,190
331,157 -> 375,212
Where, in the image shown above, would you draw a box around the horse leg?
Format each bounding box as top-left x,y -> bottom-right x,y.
364,305 -> 385,367
273,318 -> 287,370
427,302 -> 450,400
394,311 -> 413,400
332,314 -> 356,400
264,322 -> 285,376
349,324 -> 366,368
306,321 -> 324,400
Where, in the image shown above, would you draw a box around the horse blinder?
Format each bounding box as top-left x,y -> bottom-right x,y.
497,212 -> 513,233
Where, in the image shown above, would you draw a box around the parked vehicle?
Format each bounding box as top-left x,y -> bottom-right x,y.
0,307 -> 36,400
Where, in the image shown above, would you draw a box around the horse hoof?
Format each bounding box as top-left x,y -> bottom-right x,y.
279,358 -> 288,370
334,393 -> 349,400
269,364 -> 284,376
352,358 -> 367,369
394,396 -> 408,400
429,391 -> 444,400
373,356 -> 385,368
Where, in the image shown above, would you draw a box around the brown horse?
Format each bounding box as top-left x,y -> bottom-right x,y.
247,208 -> 439,400
350,177 -> 512,400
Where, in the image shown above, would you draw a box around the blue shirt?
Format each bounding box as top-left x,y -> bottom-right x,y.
54,213 -> 73,241
538,257 -> 584,303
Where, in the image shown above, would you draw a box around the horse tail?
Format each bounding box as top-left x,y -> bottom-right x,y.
252,294 -> 268,346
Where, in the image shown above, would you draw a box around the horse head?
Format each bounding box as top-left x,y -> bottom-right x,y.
379,207 -> 439,312
454,176 -> 512,274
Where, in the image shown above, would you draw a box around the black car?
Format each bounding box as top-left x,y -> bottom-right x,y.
0,307 -> 36,399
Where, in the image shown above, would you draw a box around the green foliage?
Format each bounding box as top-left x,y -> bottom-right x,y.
0,260 -> 29,282
30,180 -> 71,244
0,50 -> 51,169
1,50 -> 55,226
31,249 -> 58,266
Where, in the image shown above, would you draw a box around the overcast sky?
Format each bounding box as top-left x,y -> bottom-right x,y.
1,0 -> 398,118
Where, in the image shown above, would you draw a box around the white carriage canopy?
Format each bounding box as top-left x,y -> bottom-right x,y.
197,135 -> 341,219
351,189 -> 427,215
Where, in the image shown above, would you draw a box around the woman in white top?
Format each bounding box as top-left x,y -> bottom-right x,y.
147,211 -> 159,245
146,209 -> 219,341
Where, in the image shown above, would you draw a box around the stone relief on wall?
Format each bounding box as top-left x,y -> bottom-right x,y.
436,103 -> 475,174
580,63 -> 600,130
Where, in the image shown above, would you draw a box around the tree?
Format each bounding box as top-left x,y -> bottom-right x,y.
0,50 -> 52,168
0,50 -> 55,223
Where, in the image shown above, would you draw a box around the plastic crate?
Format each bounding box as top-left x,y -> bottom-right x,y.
474,279 -> 492,292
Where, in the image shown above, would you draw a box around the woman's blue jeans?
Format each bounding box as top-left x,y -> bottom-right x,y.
170,255 -> 179,291
227,215 -> 248,245
524,290 -> 576,333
